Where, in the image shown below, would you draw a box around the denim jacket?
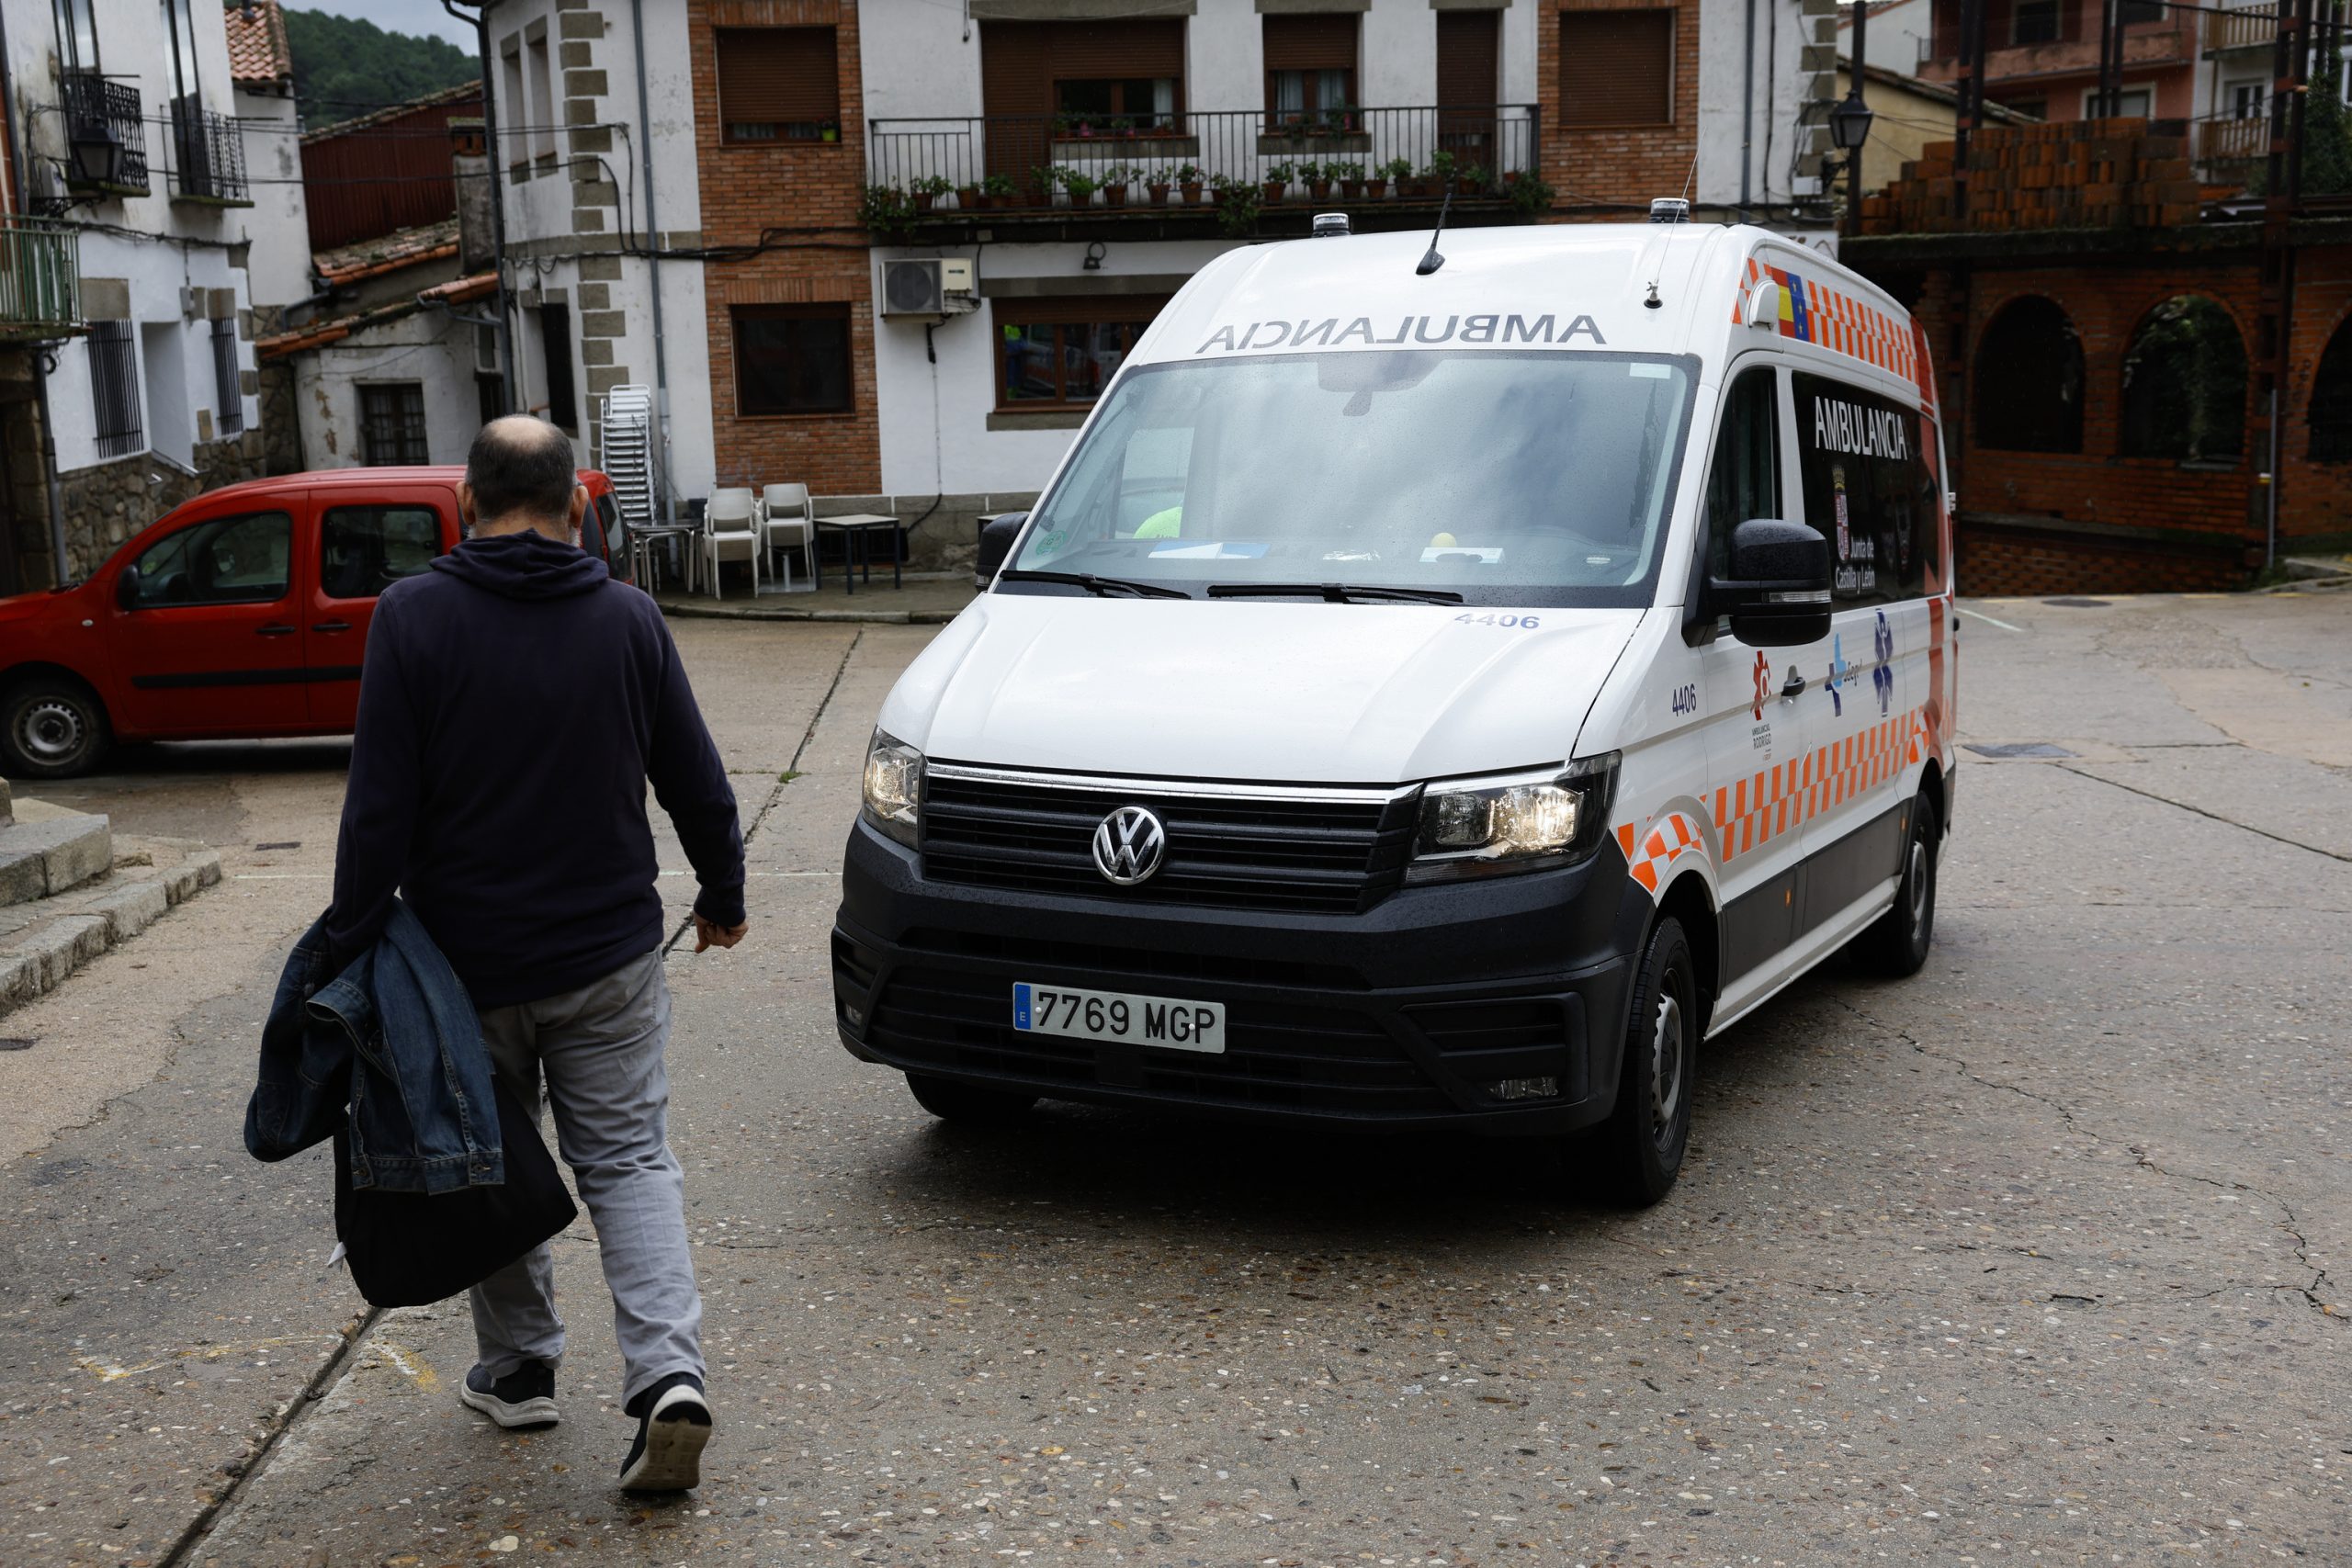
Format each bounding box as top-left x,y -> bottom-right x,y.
246,900 -> 506,1193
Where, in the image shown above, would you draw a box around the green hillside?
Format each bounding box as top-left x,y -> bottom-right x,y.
283,7 -> 478,125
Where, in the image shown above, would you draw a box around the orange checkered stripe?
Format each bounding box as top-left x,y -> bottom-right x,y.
1616,810 -> 1703,896
1714,705 -> 1933,862
1732,256 -> 1920,388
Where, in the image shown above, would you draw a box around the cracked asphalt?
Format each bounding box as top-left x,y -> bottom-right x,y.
0,591 -> 2343,1567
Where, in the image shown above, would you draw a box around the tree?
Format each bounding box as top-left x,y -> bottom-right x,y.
283,7 -> 478,126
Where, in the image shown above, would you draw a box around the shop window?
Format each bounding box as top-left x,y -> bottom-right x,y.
358,384 -> 429,465
2309,317 -> 2352,461
2120,295 -> 2246,463
1973,296 -> 2084,453
732,304 -> 853,416
994,296 -> 1167,411
716,27 -> 841,144
1264,14 -> 1357,128
1559,10 -> 1675,128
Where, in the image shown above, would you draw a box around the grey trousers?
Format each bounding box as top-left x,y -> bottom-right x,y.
468,949 -> 704,1406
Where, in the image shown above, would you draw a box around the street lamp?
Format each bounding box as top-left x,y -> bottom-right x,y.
67,130 -> 124,189
1828,91 -> 1874,154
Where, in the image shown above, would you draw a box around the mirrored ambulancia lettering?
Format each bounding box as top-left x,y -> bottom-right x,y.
1193,314 -> 1604,355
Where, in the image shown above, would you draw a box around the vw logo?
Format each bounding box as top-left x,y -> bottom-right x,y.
1091,806 -> 1167,886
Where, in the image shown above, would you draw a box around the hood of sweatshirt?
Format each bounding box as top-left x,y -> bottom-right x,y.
432,531 -> 610,602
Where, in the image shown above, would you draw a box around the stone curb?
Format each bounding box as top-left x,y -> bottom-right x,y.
0,848 -> 226,1020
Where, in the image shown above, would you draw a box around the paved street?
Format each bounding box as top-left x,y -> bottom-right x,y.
0,592 -> 2344,1568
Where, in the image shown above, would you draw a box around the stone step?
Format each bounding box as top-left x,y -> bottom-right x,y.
0,812 -> 112,908
0,843 -> 220,1016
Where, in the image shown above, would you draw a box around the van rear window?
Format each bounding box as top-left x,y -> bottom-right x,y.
1009,351 -> 1696,609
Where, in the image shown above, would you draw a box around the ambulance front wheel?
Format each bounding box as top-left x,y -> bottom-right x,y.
1586,914 -> 1697,1208
1850,793 -> 1939,977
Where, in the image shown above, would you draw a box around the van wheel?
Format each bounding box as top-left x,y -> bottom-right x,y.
1588,915 -> 1696,1208
906,1073 -> 1037,1125
1,675 -> 110,779
1850,794 -> 1939,977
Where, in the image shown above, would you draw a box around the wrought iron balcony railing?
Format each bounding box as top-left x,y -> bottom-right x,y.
61,70 -> 149,195
0,219 -> 82,339
867,106 -> 1541,218
166,97 -> 251,203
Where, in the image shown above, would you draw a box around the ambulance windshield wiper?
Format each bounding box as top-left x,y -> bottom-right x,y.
1204,582 -> 1464,604
997,569 -> 1192,600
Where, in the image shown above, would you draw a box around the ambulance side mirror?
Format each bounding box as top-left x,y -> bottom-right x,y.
975,513 -> 1025,587
1715,519 -> 1832,648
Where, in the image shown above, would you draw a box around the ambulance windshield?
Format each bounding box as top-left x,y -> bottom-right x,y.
1005,350 -> 1696,607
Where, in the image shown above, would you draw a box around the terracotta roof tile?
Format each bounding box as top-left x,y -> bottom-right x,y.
256,270 -> 496,361
313,216 -> 462,286
224,1 -> 293,85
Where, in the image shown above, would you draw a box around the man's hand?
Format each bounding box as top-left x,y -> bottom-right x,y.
694,916 -> 749,953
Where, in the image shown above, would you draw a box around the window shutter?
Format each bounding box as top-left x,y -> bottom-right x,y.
1558,9 -> 1675,128
1436,11 -> 1499,107
1261,14 -> 1358,72
715,27 -> 840,126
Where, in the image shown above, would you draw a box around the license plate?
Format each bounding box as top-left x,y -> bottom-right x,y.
1012,982 -> 1226,1054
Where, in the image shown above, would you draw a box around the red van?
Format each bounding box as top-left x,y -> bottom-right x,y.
0,466 -> 633,778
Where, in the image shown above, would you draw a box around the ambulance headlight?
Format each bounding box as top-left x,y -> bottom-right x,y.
1407,753 -> 1619,883
862,729 -> 924,848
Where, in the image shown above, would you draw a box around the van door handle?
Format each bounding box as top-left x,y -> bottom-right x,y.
255,623 -> 296,637
312,620 -> 352,634
1781,669 -> 1807,698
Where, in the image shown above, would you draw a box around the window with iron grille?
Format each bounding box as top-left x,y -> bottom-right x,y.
87,319 -> 142,459
1558,9 -> 1676,128
358,383 -> 430,465
210,317 -> 243,436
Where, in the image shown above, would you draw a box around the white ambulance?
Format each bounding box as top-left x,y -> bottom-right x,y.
833,214 -> 1959,1204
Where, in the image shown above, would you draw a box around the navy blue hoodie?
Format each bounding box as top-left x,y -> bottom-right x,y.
324,531 -> 744,1009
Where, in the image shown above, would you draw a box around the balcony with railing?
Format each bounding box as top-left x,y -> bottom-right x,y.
0,220 -> 84,340
2192,111 -> 2271,186
2201,3 -> 2278,52
60,71 -> 149,197
164,97 -> 252,205
866,106 -> 1544,234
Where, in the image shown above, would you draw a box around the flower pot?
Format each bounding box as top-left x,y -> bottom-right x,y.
1148,183 -> 1170,206
1261,181 -> 1285,203
1338,179 -> 1361,200
1307,180 -> 1331,201
1456,177 -> 1480,197
1363,177 -> 1387,199
1180,181 -> 1203,204
912,191 -> 935,212
956,186 -> 978,209
1102,184 -> 1128,208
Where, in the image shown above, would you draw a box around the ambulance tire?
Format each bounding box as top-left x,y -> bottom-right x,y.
1850,793 -> 1939,977
1588,915 -> 1696,1208
906,1072 -> 1037,1125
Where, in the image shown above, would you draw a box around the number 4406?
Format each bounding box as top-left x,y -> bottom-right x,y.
1454,613 -> 1541,629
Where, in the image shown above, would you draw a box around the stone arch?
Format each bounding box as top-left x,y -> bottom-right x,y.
1972,294 -> 2085,453
2119,295 -> 2248,463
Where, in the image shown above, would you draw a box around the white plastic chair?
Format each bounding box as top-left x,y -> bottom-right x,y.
760,483 -> 814,590
702,489 -> 762,600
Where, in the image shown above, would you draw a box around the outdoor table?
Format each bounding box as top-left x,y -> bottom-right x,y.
813,513 -> 902,594
629,524 -> 701,593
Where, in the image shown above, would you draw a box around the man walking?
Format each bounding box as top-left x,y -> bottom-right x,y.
326,416 -> 745,1491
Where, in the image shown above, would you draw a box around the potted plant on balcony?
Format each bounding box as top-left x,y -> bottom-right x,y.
1059,168 -> 1101,208
981,173 -> 1017,209
1507,173 -> 1555,216
911,175 -> 952,213
1303,161 -> 1332,202
1420,151 -> 1457,199
956,177 -> 980,209
819,118 -> 841,143
1261,161 -> 1295,204
1145,166 -> 1173,206
1100,164 -> 1134,208
858,182 -> 914,237
1328,159 -> 1364,200
1380,156 -> 1413,198
1027,165 -> 1057,206
1458,162 -> 1488,197
1176,163 -> 1204,204
1209,173 -> 1261,238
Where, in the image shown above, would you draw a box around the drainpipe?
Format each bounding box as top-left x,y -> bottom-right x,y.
629,0 -> 672,522
447,0 -> 515,416
1739,0 -> 1758,212
0,1 -> 73,588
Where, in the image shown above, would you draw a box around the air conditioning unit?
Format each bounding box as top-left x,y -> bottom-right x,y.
880,257 -> 977,320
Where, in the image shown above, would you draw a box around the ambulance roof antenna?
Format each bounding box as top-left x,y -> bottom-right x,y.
1415,189 -> 1453,276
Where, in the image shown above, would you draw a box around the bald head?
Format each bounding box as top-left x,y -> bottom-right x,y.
461,415 -> 585,539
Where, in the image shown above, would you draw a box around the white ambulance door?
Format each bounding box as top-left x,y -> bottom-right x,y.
1692,359 -> 1828,1019
1788,370 -> 1928,942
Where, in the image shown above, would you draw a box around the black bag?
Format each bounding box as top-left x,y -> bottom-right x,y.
333,1078 -> 577,1308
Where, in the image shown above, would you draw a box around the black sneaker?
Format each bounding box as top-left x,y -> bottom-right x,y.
618,1371 -> 712,1492
459,1361 -> 560,1429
